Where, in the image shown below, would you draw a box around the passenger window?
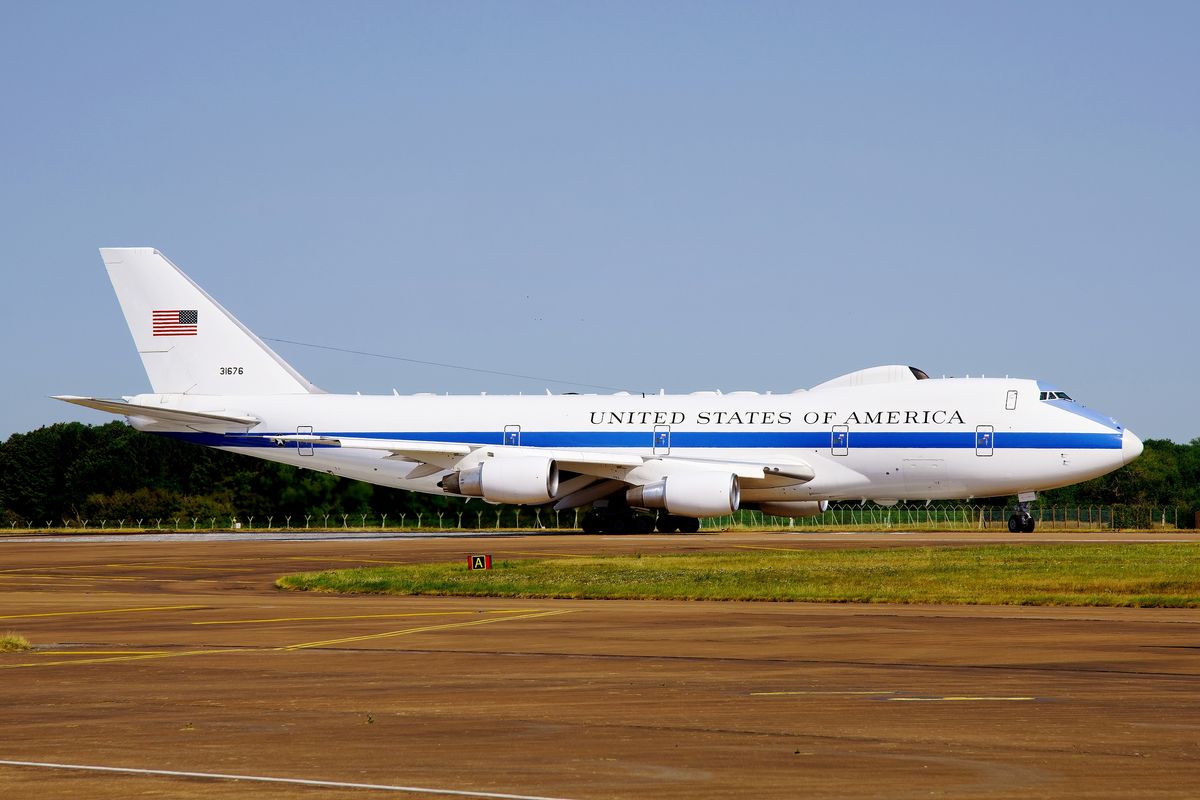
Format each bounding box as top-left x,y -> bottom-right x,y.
1006,390 -> 1018,410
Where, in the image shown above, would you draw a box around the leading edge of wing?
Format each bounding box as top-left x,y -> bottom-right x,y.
266,434 -> 814,485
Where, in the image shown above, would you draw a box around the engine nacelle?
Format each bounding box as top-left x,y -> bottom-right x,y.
756,500 -> 829,518
440,457 -> 559,505
626,472 -> 740,518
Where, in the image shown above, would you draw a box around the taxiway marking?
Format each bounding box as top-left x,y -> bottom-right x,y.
284,609 -> 576,651
0,759 -> 575,799
37,650 -> 170,656
0,573 -> 216,584
0,649 -> 244,670
0,604 -> 204,620
504,551 -> 588,558
282,556 -> 409,565
1,609 -> 578,668
885,696 -> 1036,702
731,545 -> 807,554
102,562 -> 258,572
751,690 -> 896,696
194,610 -> 535,626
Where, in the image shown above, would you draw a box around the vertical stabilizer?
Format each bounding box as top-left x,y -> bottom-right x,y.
100,248 -> 320,395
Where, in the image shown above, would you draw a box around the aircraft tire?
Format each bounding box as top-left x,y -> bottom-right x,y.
1007,516 -> 1021,533
581,512 -> 603,534
656,514 -> 681,534
677,516 -> 700,534
1021,516 -> 1036,533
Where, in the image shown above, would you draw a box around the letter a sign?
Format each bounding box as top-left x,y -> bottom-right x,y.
469,554 -> 493,570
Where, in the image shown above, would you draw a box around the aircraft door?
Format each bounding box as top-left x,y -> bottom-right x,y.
503,425 -> 521,447
831,425 -> 849,456
653,425 -> 671,455
297,425 -> 314,457
975,425 -> 994,456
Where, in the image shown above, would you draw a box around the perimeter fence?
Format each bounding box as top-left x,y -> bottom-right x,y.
6,504 -> 1192,533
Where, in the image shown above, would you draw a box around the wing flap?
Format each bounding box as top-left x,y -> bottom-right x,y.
267,435 -> 473,468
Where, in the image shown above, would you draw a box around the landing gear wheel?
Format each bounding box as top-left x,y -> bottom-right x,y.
676,516 -> 700,534
582,508 -> 655,534
1008,513 -> 1035,533
581,511 -> 603,534
656,514 -> 681,533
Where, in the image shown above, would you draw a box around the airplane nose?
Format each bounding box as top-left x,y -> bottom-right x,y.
1122,428 -> 1144,465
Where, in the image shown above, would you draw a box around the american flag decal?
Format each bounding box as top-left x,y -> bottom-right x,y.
152,309 -> 198,336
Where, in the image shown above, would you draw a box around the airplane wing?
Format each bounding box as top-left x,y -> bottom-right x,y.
266,434 -> 813,489
266,434 -> 473,468
53,396 -> 261,427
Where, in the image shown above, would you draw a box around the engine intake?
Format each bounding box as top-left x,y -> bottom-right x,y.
626,472 -> 740,518
440,457 -> 559,505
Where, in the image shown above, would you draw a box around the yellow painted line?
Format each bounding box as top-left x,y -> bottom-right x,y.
885,696 -> 1036,702
0,604 -> 204,620
0,574 -> 216,584
194,610 -> 535,626
103,563 -> 257,572
0,610 -> 579,669
751,690 -> 896,696
37,651 -> 170,656
730,545 -> 806,553
282,557 -> 409,565
504,551 -> 588,558
0,649 -> 247,670
284,609 -> 576,651
0,566 -> 78,574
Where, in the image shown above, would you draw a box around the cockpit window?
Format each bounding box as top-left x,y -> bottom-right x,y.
1040,391 -> 1074,402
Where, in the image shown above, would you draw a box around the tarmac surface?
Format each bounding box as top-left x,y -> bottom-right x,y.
1,529 -> 1198,798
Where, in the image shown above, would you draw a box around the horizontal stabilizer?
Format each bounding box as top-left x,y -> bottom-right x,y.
53,396 -> 260,427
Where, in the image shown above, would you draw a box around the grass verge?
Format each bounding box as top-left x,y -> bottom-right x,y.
276,543 -> 1200,608
0,632 -> 31,652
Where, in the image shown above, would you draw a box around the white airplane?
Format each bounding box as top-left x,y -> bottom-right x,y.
57,248 -> 1142,534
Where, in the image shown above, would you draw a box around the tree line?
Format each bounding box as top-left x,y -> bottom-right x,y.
1,421 -> 1197,527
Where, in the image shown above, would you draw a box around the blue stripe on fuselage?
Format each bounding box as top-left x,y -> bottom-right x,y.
151,430 -> 1125,450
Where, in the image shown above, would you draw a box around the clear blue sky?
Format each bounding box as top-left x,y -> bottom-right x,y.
3,2 -> 1196,441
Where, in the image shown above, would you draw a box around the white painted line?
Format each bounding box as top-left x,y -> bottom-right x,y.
0,760 -> 575,800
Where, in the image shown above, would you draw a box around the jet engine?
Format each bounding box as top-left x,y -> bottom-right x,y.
440,457 -> 559,504
626,472 -> 740,518
756,500 -> 829,518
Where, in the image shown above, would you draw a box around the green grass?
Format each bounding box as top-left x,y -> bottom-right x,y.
276,543 -> 1200,608
0,633 -> 31,652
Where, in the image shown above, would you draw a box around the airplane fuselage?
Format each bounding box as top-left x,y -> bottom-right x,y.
128,375 -> 1139,504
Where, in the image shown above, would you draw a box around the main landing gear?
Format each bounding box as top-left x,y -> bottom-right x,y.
579,508 -> 700,534
1007,501 -> 1036,533
655,514 -> 701,534
581,507 -> 655,534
